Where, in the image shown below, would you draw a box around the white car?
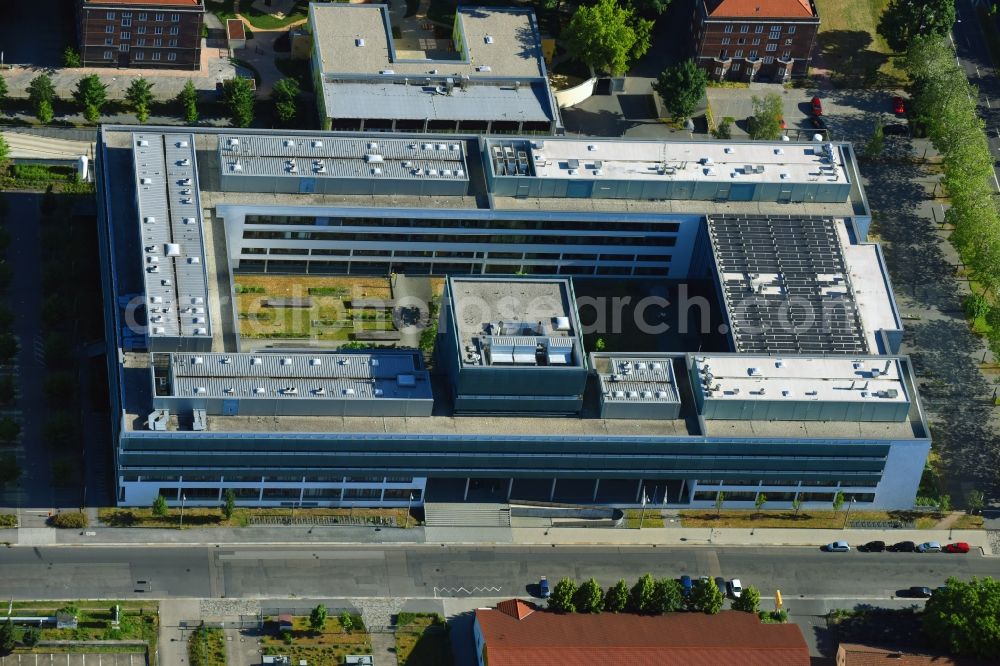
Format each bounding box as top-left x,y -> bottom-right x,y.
917,541 -> 942,553
728,578 -> 743,599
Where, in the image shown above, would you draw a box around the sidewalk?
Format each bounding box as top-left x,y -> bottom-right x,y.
0,523 -> 992,554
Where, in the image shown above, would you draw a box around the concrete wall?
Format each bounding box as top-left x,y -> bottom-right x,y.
553,76 -> 597,109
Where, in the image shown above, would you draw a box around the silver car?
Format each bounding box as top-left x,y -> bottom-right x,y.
917,541 -> 942,553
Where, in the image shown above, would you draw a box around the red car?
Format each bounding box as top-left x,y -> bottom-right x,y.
892,96 -> 905,115
811,96 -> 823,116
945,542 -> 970,553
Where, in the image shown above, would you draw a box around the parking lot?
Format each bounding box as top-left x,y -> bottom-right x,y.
0,653 -> 145,666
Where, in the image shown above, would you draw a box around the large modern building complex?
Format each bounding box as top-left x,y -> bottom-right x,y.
95,125 -> 929,513
308,3 -> 561,134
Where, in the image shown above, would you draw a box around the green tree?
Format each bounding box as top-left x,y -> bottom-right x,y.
651,577 -> 684,614
574,577 -> 604,613
338,611 -> 353,633
629,573 -> 656,613
713,117 -> 733,139
125,78 -> 155,124
0,417 -> 20,443
222,488 -> 236,520
690,578 -> 725,614
272,78 -> 300,125
178,80 -> 200,123
28,74 -> 56,123
562,0 -> 653,76
0,76 -> 8,113
755,493 -> 767,515
965,294 -> 991,321
0,454 -> 18,487
732,585 -> 761,613
832,490 -> 845,513
548,577 -> 578,613
630,0 -> 671,17
0,619 -> 13,653
63,47 -> 82,67
865,120 -> 885,158
715,491 -> 725,516
791,495 -> 802,517
73,74 -> 108,123
309,603 -> 328,631
20,626 -> 40,647
967,489 -> 985,515
653,59 -> 707,121
603,579 -> 630,613
222,77 -> 256,128
747,93 -> 783,140
152,494 -> 169,517
923,576 -> 1000,658
594,337 -> 606,351
938,493 -> 951,513
878,0 -> 956,53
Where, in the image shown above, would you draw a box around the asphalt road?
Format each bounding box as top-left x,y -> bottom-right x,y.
0,544 -> 993,605
953,0 -> 1000,188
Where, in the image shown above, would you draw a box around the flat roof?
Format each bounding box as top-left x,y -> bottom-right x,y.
595,355 -> 681,404
322,80 -> 554,123
311,4 -> 546,79
694,355 -> 908,404
449,277 -> 582,368
86,0 -> 201,5
709,214 -> 870,355
161,351 -> 432,401
218,133 -> 469,182
133,132 -> 212,339
500,138 -> 847,185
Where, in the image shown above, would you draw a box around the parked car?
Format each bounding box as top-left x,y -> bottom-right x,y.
892,96 -> 906,115
728,579 -> 743,598
945,542 -> 970,553
714,576 -> 727,594
917,541 -> 942,553
905,586 -> 933,598
861,540 -> 886,552
811,96 -> 823,116
890,540 -> 916,552
824,541 -> 851,552
680,575 -> 693,596
882,123 -> 909,136
538,576 -> 550,598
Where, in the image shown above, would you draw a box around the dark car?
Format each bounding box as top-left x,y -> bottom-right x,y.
905,586 -> 933,598
714,576 -> 727,594
538,576 -> 550,598
861,540 -> 886,552
893,95 -> 906,115
945,542 -> 970,553
883,123 -> 909,136
680,575 -> 693,596
811,96 -> 823,116
891,540 -> 916,552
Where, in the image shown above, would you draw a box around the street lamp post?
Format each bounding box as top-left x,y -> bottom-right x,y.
842,497 -> 856,529
405,492 -> 413,529
180,494 -> 187,529
638,487 -> 647,530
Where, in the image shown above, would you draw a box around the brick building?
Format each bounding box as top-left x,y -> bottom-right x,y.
76,0 -> 204,70
692,0 -> 819,82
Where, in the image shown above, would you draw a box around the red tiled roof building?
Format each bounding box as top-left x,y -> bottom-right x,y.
691,0 -> 820,82
474,601 -> 811,666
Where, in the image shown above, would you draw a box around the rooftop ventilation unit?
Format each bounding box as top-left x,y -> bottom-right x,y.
374,388 -> 384,396
179,158 -> 190,166
144,216 -> 155,224
365,154 -> 383,163
193,386 -> 207,394
140,177 -> 152,185
194,328 -> 207,335
183,217 -> 195,225
484,35 -> 494,44
380,69 -> 394,74
284,139 -> 295,147
137,139 -> 149,147
165,243 -> 181,256
476,65 -> 491,72
312,140 -> 324,148
177,140 -> 188,148
356,38 -> 365,47
372,167 -> 382,175
228,138 -> 239,146
310,358 -> 322,366
221,357 -> 232,364
281,358 -> 292,365
254,387 -> 265,394
368,142 -> 379,149
343,388 -> 356,396
313,387 -> 326,395
251,357 -> 262,365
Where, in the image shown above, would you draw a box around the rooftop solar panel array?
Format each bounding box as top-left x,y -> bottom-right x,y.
708,214 -> 870,355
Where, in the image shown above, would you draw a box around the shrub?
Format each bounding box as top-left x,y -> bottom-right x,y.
50,512 -> 88,529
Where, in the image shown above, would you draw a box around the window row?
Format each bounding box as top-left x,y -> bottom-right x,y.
723,23 -> 797,34
105,25 -> 179,35
106,11 -> 182,21
103,50 -> 177,61
243,214 -> 683,233
104,38 -> 177,47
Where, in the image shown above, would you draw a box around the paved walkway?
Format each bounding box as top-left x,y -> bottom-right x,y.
159,598 -> 201,666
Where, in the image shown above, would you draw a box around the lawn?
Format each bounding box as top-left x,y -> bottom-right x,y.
188,627 -> 226,666
0,513 -> 15,527
395,613 -> 451,666
235,274 -> 396,342
6,601 -> 158,662
680,509 -> 982,529
98,506 -> 412,528
211,0 -> 309,29
624,509 -> 665,529
812,0 -> 905,87
260,615 -> 370,666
